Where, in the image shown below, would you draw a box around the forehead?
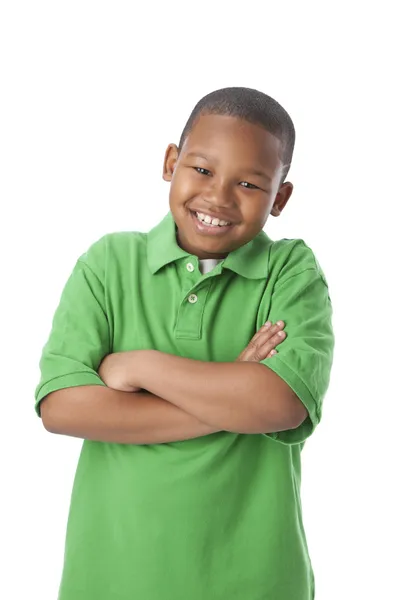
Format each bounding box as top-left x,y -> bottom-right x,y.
182,114 -> 283,170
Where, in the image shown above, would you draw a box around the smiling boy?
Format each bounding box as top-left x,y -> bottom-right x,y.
35,87 -> 334,599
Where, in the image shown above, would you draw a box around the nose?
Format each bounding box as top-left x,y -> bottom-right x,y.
202,179 -> 234,209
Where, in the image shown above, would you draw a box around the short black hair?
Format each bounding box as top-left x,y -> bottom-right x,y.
178,87 -> 295,184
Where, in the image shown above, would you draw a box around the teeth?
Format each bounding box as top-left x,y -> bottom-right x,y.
196,212 -> 230,227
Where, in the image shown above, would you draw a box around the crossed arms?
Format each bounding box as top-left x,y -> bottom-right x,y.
40,332 -> 307,445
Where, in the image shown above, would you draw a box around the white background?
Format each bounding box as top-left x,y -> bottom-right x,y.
1,1 -> 399,598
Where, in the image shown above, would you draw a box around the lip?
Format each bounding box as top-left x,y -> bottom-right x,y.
190,208 -> 236,225
189,210 -> 234,235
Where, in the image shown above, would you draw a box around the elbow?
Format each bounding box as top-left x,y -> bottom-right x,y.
230,393 -> 308,435
290,397 -> 308,429
259,393 -> 308,434
248,408 -> 307,436
40,393 -> 61,433
285,390 -> 308,429
269,392 -> 308,433
40,387 -> 79,433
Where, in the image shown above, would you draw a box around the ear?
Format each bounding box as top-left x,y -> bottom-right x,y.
270,182 -> 294,217
163,144 -> 179,182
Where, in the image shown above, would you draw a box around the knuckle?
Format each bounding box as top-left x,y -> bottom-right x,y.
258,344 -> 272,358
264,327 -> 277,339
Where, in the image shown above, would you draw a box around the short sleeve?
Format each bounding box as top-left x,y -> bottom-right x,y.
260,242 -> 335,444
34,237 -> 111,417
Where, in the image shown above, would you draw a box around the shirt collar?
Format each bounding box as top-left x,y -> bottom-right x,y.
147,211 -> 273,280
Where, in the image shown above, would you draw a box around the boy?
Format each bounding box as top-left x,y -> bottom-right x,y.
35,87 -> 334,599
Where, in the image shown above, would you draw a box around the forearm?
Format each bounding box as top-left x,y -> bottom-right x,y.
138,351 -> 300,433
40,385 -> 220,444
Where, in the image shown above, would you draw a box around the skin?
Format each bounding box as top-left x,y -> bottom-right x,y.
41,115 -> 306,442
163,113 -> 294,259
42,321 -> 291,443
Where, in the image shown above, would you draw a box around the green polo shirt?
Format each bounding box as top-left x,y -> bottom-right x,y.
35,211 -> 334,600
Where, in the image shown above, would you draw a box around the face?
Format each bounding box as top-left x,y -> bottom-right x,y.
163,114 -> 293,259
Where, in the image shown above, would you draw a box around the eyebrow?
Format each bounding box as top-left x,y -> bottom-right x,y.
185,152 -> 272,181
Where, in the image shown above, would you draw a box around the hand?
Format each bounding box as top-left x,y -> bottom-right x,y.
236,321 -> 286,362
98,351 -> 142,393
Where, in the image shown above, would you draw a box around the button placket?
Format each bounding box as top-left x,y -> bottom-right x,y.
175,278 -> 214,339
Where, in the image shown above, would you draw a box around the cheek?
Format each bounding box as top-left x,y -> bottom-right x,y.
239,197 -> 268,219
171,171 -> 203,200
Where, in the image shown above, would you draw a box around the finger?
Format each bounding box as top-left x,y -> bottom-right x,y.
252,323 -> 285,352
236,343 -> 278,362
237,321 -> 286,362
258,330 -> 286,358
245,330 -> 285,362
252,320 -> 285,343
261,328 -> 286,347
242,322 -> 284,361
255,327 -> 286,359
266,320 -> 285,332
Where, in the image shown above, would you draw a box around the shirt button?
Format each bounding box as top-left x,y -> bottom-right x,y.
188,294 -> 198,304
186,262 -> 195,272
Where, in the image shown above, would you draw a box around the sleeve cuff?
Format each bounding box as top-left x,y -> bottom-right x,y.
35,372 -> 106,417
262,355 -> 321,445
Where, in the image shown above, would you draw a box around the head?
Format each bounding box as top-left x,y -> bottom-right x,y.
163,87 -> 295,259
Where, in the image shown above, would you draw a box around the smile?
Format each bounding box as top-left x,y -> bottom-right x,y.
195,212 -> 231,227
189,211 -> 234,235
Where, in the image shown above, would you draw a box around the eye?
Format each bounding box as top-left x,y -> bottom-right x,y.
193,167 -> 211,176
240,181 -> 259,190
